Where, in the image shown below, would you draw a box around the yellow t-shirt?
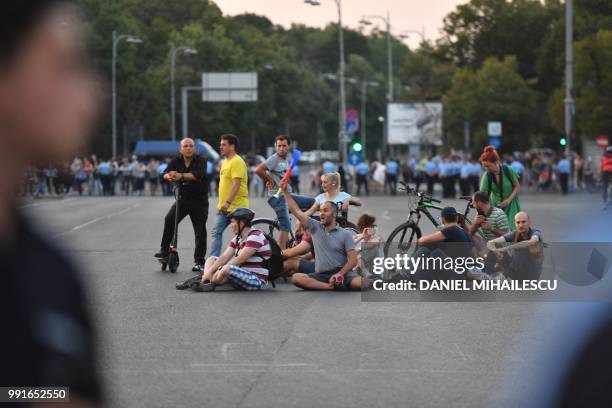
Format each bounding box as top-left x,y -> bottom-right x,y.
218,154 -> 249,211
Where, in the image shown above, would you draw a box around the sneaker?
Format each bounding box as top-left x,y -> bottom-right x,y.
176,276 -> 201,290
192,282 -> 215,292
192,263 -> 204,273
154,249 -> 169,258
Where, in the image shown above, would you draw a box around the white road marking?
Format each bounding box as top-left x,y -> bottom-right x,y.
20,197 -> 77,209
52,203 -> 141,238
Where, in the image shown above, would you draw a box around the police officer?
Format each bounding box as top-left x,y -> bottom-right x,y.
155,138 -> 209,272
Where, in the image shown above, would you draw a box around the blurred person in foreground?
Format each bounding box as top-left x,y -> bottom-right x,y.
0,1 -> 102,405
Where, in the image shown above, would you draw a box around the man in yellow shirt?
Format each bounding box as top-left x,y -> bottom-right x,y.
210,134 -> 249,256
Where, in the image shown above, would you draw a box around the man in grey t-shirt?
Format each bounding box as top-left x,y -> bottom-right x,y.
280,180 -> 361,290
255,135 -> 314,249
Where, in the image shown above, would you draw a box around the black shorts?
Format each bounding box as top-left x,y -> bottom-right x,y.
298,259 -> 316,274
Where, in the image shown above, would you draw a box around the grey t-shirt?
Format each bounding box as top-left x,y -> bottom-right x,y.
306,218 -> 355,273
265,153 -> 292,196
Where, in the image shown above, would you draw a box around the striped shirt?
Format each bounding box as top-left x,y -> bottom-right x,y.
476,206 -> 510,242
229,230 -> 271,281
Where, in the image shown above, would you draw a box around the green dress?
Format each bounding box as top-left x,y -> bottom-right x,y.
480,166 -> 521,230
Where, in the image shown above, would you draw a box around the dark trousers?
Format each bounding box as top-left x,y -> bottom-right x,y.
100,175 -> 112,196
387,174 -> 398,196
602,172 -> 611,203
426,175 -> 435,195
560,172 -> 569,195
470,176 -> 480,194
460,177 -> 471,196
356,174 -> 369,196
161,199 -> 209,264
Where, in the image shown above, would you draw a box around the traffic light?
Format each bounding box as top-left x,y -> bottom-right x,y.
351,140 -> 363,152
560,137 -> 567,146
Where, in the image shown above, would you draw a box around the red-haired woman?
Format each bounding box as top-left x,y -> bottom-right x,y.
479,145 -> 521,229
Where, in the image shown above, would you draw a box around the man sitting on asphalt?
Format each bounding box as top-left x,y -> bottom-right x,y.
469,191 -> 510,273
280,181 -> 361,290
410,207 -> 475,280
486,211 -> 543,280
176,208 -> 271,291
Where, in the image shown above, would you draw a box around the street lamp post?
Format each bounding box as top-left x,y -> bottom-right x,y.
399,29 -> 426,45
112,30 -> 142,159
181,86 -> 203,140
360,13 -> 393,158
360,81 -> 379,155
564,0 -> 574,161
170,44 -> 197,141
305,0 -> 347,163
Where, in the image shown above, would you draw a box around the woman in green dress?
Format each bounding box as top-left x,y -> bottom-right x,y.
479,145 -> 521,229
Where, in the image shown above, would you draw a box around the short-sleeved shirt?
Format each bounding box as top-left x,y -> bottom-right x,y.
218,154 -> 249,211
558,159 -> 571,174
386,161 -> 399,175
314,191 -> 351,212
164,155 -> 208,201
476,206 -> 510,242
264,153 -> 292,196
439,225 -> 474,258
503,228 -> 544,263
322,161 -> 336,173
306,218 -> 355,273
357,162 -> 369,176
480,165 -> 521,229
510,161 -> 524,175
228,230 -> 271,281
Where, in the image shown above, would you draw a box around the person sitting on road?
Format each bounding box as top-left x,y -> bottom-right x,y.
281,181 -> 362,290
486,211 -> 544,280
304,172 -> 362,220
281,220 -> 315,276
180,208 -> 271,292
411,207 -> 475,280
353,214 -> 383,275
469,191 -> 510,273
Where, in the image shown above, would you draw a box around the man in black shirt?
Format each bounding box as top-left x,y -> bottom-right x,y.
1,1 -> 102,404
155,138 -> 209,272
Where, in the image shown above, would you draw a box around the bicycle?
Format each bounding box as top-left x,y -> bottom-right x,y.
383,182 -> 474,258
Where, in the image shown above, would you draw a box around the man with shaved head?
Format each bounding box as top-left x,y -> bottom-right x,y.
487,211 -> 544,279
155,137 -> 209,272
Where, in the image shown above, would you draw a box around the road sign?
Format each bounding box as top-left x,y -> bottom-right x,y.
597,135 -> 609,150
345,108 -> 359,134
488,122 -> 502,137
202,72 -> 258,102
348,152 -> 362,166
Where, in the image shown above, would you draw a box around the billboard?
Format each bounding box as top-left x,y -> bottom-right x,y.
202,72 -> 258,102
387,102 -> 443,146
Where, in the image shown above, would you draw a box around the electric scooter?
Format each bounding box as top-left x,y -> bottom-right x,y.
159,182 -> 182,273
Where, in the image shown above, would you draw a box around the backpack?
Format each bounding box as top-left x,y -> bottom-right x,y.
486,164 -> 512,202
259,232 -> 287,288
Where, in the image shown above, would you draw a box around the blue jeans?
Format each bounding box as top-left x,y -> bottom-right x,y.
267,194 -> 315,231
209,210 -> 231,257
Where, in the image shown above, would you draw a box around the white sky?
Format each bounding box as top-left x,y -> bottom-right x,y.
213,0 -> 468,48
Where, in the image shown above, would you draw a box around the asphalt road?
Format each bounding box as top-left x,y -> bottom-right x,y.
20,191 -> 609,407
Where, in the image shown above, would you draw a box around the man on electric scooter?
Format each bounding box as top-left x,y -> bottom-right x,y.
154,138 -> 209,272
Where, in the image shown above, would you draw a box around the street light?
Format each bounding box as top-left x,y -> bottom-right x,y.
170,44 -> 198,141
112,31 -> 143,158
359,14 -> 393,102
399,29 -> 426,44
305,0 -> 346,163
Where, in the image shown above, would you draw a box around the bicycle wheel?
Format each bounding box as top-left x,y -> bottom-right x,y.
384,222 -> 421,258
251,218 -> 281,236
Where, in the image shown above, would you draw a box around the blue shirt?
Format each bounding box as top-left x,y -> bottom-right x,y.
450,161 -> 461,176
438,162 -> 449,177
322,161 -> 336,174
471,163 -> 482,177
357,162 -> 369,176
425,161 -> 437,175
98,162 -> 111,176
386,161 -> 399,175
206,161 -> 214,175
510,161 -> 524,175
558,159 -> 571,174
460,163 -> 471,178
292,165 -> 300,176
